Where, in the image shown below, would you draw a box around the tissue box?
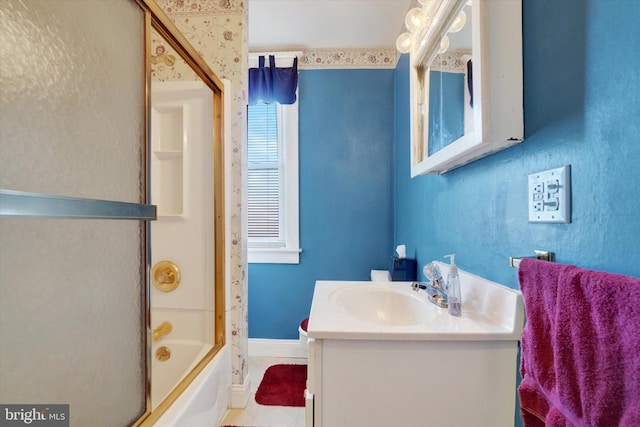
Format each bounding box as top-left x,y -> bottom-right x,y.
390,257 -> 417,281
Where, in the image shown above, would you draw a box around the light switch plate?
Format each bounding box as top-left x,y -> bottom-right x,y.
528,165 -> 571,223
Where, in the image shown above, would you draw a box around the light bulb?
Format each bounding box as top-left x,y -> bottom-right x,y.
448,10 -> 467,33
405,7 -> 426,33
396,32 -> 414,54
438,35 -> 450,54
419,0 -> 439,17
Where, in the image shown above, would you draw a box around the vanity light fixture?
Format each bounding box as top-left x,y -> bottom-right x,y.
396,32 -> 414,54
448,10 -> 466,33
405,7 -> 427,33
397,6 -> 429,53
438,35 -> 450,54
396,0 -> 469,54
418,0 -> 440,15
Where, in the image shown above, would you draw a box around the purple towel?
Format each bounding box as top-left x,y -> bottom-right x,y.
518,259 -> 640,427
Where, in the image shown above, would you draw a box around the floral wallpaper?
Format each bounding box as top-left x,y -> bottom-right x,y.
430,50 -> 471,73
150,28 -> 199,81
153,0 -> 404,391
300,48 -> 398,69
154,0 -> 250,386
253,47 -> 399,69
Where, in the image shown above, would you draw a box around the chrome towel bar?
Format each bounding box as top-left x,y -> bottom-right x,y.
509,250 -> 555,268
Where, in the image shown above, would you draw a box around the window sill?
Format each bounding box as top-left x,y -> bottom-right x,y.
248,247 -> 301,264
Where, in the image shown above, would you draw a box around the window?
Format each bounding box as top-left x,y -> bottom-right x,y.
247,53 -> 300,264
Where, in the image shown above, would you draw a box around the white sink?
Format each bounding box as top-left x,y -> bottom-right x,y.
331,284 -> 434,326
308,261 -> 524,341
306,261 -> 525,427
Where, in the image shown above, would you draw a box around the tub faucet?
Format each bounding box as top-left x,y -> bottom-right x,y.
152,321 -> 173,342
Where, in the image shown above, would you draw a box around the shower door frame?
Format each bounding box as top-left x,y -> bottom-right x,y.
134,1 -> 226,425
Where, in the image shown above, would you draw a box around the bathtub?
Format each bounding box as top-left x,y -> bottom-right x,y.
149,305 -> 223,423
152,344 -> 231,427
152,339 -> 212,408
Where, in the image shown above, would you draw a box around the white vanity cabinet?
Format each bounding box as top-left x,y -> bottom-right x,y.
305,270 -> 524,427
306,337 -> 520,427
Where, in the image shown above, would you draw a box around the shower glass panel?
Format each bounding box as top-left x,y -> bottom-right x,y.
0,219 -> 146,426
0,1 -> 148,425
0,0 -> 145,203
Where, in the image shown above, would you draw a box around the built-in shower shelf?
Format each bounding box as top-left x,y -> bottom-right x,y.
151,103 -> 185,216
152,153 -> 183,216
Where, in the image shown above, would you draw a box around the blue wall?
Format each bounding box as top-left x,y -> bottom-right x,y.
394,0 -> 640,289
248,0 -> 640,341
428,71 -> 465,155
393,3 -> 639,425
248,69 -> 395,339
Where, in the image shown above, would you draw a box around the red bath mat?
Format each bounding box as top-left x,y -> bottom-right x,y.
255,364 -> 307,407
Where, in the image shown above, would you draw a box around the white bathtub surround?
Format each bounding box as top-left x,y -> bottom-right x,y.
149,78 -> 219,417
306,262 -> 525,427
153,346 -> 231,427
151,339 -> 214,408
152,77 -> 234,425
150,307 -> 217,406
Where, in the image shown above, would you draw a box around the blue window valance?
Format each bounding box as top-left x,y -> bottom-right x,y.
248,55 -> 298,105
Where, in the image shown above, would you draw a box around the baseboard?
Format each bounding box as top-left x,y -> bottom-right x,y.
230,373 -> 251,408
248,338 -> 308,359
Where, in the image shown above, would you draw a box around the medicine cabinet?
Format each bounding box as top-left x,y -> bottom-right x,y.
409,0 -> 523,176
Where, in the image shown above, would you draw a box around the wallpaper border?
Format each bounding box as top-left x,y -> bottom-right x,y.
252,47 -> 400,70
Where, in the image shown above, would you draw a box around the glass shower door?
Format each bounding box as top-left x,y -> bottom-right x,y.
0,1 -> 152,425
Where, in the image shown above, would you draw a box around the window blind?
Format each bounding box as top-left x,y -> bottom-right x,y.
247,102 -> 284,246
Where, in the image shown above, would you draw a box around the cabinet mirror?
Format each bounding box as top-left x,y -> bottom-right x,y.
409,0 -> 523,176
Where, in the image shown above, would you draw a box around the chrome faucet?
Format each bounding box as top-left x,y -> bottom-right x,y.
424,262 -> 446,293
411,263 -> 448,308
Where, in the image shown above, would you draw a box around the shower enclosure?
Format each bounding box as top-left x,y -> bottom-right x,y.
0,1 -> 225,425
0,1 -> 149,425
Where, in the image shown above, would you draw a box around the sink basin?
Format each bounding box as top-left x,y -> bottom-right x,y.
308,261 -> 525,341
331,284 -> 432,326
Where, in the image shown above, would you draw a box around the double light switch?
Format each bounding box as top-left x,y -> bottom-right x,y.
528,165 -> 571,223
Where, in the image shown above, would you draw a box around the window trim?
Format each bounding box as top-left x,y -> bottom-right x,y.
247,52 -> 301,264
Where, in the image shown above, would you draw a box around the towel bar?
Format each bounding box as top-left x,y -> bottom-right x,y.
509,250 -> 554,268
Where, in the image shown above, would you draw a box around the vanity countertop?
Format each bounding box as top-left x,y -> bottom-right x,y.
307,263 -> 524,341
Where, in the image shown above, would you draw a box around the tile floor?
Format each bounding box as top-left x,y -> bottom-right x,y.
219,356 -> 307,427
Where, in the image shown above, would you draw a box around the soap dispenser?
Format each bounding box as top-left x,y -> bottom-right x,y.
444,254 -> 462,317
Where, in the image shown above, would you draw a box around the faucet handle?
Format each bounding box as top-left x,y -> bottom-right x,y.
423,263 -> 443,281
411,282 -> 427,292
423,263 -> 446,292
